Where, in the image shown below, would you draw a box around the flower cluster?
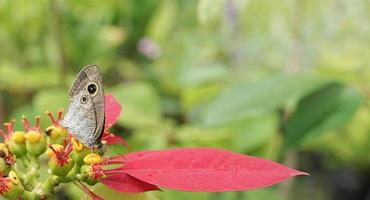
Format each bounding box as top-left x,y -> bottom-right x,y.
0,94 -> 307,200
0,95 -> 129,199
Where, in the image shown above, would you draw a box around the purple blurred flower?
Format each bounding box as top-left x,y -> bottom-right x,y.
137,37 -> 162,60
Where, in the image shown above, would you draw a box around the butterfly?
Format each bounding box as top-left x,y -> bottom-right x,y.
60,65 -> 105,148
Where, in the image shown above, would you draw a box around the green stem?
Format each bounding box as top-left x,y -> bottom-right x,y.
66,165 -> 77,181
66,161 -> 83,181
41,175 -> 60,198
21,191 -> 39,200
10,166 -> 37,191
20,156 -> 31,168
17,155 -> 42,191
29,155 -> 40,169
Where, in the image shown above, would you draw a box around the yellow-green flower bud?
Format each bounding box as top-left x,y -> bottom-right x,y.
0,171 -> 24,199
24,131 -> 41,143
8,131 -> 26,157
83,153 -> 102,165
48,156 -> 74,178
47,144 -> 74,179
10,131 -> 25,143
46,144 -> 63,158
80,165 -> 102,186
45,126 -> 68,145
72,139 -> 84,152
45,110 -> 67,145
25,131 -> 47,156
70,139 -> 90,166
22,116 -> 47,156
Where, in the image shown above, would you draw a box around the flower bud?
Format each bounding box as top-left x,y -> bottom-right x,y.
45,110 -> 67,145
83,153 -> 102,165
46,144 -> 63,158
70,139 -> 90,166
8,131 -> 26,157
48,144 -> 74,179
25,131 -> 47,156
80,164 -> 104,186
10,131 -> 25,143
45,126 -> 68,145
22,116 -> 47,156
49,156 -> 74,178
2,122 -> 26,158
0,171 -> 24,199
0,143 -> 15,169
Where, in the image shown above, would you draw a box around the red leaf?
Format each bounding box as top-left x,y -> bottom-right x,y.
108,150 -> 158,164
101,173 -> 159,193
104,94 -> 122,129
119,148 -> 308,192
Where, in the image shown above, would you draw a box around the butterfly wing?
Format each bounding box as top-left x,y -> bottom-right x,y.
60,65 -> 105,147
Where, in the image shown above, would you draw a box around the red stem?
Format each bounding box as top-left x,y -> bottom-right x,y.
74,181 -> 103,200
57,108 -> 64,121
34,116 -> 41,129
21,116 -> 31,131
45,111 -> 57,126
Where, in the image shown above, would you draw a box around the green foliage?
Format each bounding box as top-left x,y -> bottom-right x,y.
108,82 -> 161,129
203,74 -> 326,126
283,83 -> 362,150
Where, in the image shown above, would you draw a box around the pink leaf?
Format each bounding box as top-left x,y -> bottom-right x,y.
105,94 -> 122,129
108,150 -> 159,165
101,173 -> 159,193
119,148 -> 308,192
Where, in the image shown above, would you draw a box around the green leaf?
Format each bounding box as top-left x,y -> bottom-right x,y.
305,107 -> 370,168
225,113 -> 278,153
32,88 -> 69,128
0,66 -> 59,91
197,0 -> 226,24
179,64 -> 229,88
176,125 -> 232,148
146,0 -> 177,42
9,104 -> 36,131
9,89 -> 68,130
283,83 -> 362,150
203,74 -> 327,127
33,89 -> 69,114
181,83 -> 223,114
107,82 -> 161,128
244,187 -> 284,200
177,114 -> 278,154
129,120 -> 173,150
197,0 -> 249,24
160,189 -> 211,200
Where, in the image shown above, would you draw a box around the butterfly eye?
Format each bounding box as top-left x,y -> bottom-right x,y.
87,83 -> 98,95
81,95 -> 88,104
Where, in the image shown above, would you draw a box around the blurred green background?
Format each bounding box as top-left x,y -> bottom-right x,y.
0,0 -> 369,199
